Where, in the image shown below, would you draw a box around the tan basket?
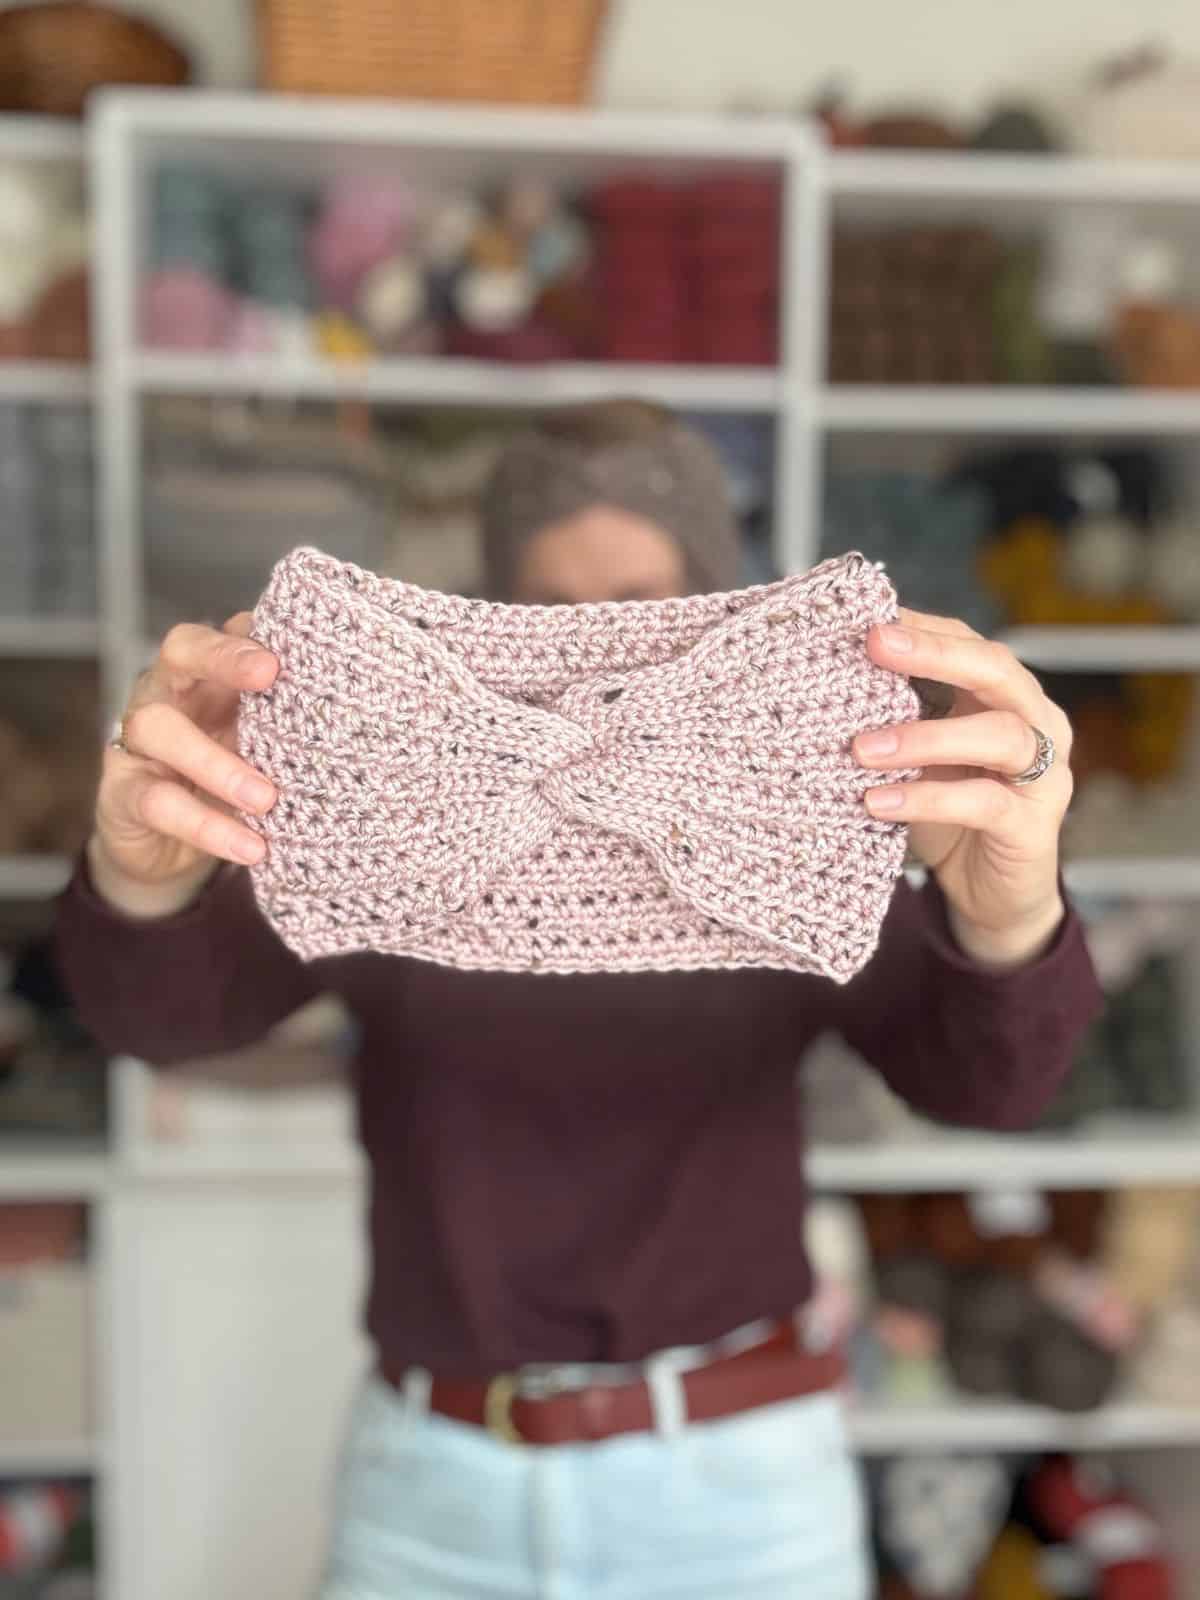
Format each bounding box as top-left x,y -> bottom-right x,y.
0,2 -> 191,118
258,0 -> 608,105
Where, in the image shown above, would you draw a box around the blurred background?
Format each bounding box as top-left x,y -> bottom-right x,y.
6,0 -> 1200,1596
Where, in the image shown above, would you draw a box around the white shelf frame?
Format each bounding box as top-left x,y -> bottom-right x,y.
66,96 -> 1200,1597
0,362 -> 93,404
809,1121 -> 1200,1193
1005,627 -> 1200,673
820,385 -> 1200,437
0,853 -> 73,897
0,618 -> 100,658
0,114 -> 84,162
0,1138 -> 110,1198
132,352 -> 781,412
0,1437 -> 103,1473
847,1400 -> 1200,1455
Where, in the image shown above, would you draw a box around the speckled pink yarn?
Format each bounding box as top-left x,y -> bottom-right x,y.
239,547 -> 920,981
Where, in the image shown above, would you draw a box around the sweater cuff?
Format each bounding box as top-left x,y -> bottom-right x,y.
917,871 -> 1087,988
63,849 -> 244,934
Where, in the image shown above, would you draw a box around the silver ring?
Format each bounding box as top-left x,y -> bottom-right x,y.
108,715 -> 130,756
1010,725 -> 1055,786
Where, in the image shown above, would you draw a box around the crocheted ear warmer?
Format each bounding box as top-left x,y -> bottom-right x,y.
239,547 -> 920,980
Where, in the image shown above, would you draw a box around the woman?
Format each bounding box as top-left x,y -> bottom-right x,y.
57,402 -> 1099,1599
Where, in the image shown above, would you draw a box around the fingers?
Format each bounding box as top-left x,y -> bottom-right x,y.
121,701 -> 275,814
134,777 -> 266,866
864,775 -> 1023,833
895,607 -> 980,640
159,621 -> 278,694
868,620 -> 1049,728
856,710 -> 1048,780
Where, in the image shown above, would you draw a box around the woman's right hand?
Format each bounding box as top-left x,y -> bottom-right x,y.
88,615 -> 280,918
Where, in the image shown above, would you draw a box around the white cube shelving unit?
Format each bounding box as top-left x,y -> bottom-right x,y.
0,118 -> 93,901
90,90 -> 826,718
5,91 -> 1200,1597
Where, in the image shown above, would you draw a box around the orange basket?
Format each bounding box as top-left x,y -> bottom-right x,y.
0,2 -> 190,118
257,0 -> 609,105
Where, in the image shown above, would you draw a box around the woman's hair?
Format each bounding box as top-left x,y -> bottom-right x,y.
480,398 -> 741,599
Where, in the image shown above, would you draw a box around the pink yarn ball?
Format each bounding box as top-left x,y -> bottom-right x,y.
308,177 -> 418,310
226,299 -> 278,354
141,267 -> 234,351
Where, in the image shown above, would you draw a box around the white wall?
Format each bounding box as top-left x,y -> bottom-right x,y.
600,0 -> 1198,119
3,0 -> 1196,120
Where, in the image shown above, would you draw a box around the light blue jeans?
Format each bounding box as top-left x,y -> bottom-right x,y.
320,1373 -> 871,1599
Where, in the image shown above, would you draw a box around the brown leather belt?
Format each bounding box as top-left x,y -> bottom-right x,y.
380,1322 -> 843,1447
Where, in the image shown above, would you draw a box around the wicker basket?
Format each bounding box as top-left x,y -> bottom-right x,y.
258,0 -> 608,104
0,2 -> 191,118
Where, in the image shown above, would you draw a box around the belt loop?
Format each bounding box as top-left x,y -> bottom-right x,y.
403,1366 -> 432,1417
646,1356 -> 687,1438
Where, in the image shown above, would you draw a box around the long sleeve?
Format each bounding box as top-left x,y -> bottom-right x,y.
835,875 -> 1102,1131
54,856 -> 323,1066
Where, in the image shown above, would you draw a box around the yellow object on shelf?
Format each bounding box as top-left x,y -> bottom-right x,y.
313,312 -> 373,365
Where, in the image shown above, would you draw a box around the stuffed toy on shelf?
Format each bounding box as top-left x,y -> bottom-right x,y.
853,1190 -> 1132,1414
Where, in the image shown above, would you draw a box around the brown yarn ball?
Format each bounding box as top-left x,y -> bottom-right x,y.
876,1254 -> 951,1323
863,112 -> 964,149
947,1270 -> 1039,1397
1047,1190 -> 1107,1261
857,1195 -> 918,1260
1019,1309 -> 1119,1412
30,265 -> 90,362
917,1194 -> 989,1269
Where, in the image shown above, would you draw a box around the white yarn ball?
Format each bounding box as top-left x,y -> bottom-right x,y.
1147,521 -> 1200,619
0,240 -> 55,322
804,1196 -> 870,1295
1063,516 -> 1142,598
421,195 -> 484,269
43,213 -> 88,277
453,266 -> 535,333
0,161 -> 55,244
358,256 -> 426,342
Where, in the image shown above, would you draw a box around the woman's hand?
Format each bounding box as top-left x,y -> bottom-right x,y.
853,609 -> 1073,969
89,615 -> 279,919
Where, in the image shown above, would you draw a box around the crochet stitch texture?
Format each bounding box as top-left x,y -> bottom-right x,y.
239,547 -> 920,981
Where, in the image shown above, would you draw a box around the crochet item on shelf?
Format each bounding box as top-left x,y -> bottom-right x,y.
239,547 -> 919,979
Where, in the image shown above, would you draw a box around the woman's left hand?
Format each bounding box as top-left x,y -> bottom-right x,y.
853,609 -> 1073,969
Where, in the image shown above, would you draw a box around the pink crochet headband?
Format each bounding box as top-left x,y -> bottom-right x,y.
239,548 -> 919,981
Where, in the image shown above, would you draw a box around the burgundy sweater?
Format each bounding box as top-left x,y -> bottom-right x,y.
56,861 -> 1100,1375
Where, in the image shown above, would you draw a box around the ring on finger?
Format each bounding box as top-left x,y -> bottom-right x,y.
1009,724 -> 1055,787
108,714 -> 131,756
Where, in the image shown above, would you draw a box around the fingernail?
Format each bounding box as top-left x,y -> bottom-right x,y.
857,729 -> 900,759
880,624 -> 914,653
233,834 -> 265,864
235,643 -> 264,660
237,775 -> 274,812
866,786 -> 905,813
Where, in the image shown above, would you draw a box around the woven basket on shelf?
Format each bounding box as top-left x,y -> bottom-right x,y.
0,2 -> 190,118
258,0 -> 608,104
